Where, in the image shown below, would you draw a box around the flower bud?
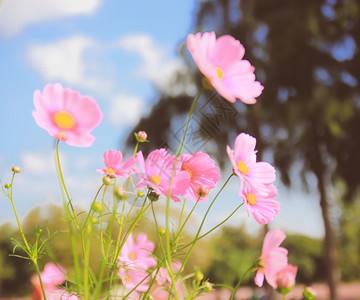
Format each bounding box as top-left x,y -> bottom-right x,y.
91,216 -> 99,224
203,281 -> 213,293
148,190 -> 160,202
275,264 -> 297,295
303,286 -> 317,300
137,190 -> 144,198
134,131 -> 148,143
197,185 -> 209,198
137,131 -> 147,141
103,176 -> 112,186
36,227 -> 43,236
195,268 -> 204,282
4,183 -> 11,189
159,227 -> 166,236
92,202 -> 103,213
12,166 -> 21,173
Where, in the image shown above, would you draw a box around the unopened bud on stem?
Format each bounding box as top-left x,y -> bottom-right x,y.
159,227 -> 166,236
103,176 -> 112,186
303,286 -> 317,300
12,166 -> 21,173
134,131 -> 148,143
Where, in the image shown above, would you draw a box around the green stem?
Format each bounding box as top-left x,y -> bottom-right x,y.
176,90 -> 202,157
55,140 -> 85,294
100,186 -> 108,259
83,183 -> 105,229
175,174 -> 233,281
177,199 -> 186,235
179,202 -> 243,251
174,198 -> 199,246
91,185 -> 109,299
55,140 -> 80,228
151,203 -> 167,259
141,266 -> 161,300
8,173 -> 30,251
7,173 -> 47,300
133,142 -> 139,157
83,222 -> 92,300
64,201 -> 81,294
230,265 -> 255,300
111,192 -> 140,266
34,262 -> 47,300
108,198 -> 151,292
163,90 -> 202,298
165,176 -> 178,300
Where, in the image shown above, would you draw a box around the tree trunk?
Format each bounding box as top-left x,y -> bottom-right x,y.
316,170 -> 339,300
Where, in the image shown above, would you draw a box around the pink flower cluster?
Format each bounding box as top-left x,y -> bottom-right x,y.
227,133 -> 280,224
255,229 -> 297,292
117,233 -> 183,299
135,149 -> 220,203
95,147 -> 220,203
117,233 -> 156,294
31,263 -> 78,300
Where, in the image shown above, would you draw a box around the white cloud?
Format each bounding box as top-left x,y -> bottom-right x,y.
0,0 -> 101,37
118,34 -> 196,96
27,35 -> 112,93
108,94 -> 143,127
20,152 -> 56,176
27,34 -> 195,128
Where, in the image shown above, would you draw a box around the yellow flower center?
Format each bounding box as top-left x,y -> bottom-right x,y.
246,193 -> 257,205
237,160 -> 249,174
105,168 -> 116,174
129,251 -> 137,260
149,174 -> 161,186
182,167 -> 192,179
58,132 -> 67,140
53,110 -> 76,130
215,66 -> 225,80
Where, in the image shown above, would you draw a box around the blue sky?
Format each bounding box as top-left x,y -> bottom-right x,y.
0,0 -> 325,239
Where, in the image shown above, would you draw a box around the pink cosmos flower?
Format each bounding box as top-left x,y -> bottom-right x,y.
275,264 -> 298,292
227,133 -> 276,195
255,229 -> 288,288
31,263 -> 78,300
43,289 -> 79,300
179,152 -> 220,202
96,149 -> 135,178
118,233 -> 156,270
239,183 -> 280,224
118,233 -> 156,293
135,149 -> 190,202
186,32 -> 263,104
151,263 -> 184,300
32,83 -> 102,147
118,266 -> 151,293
